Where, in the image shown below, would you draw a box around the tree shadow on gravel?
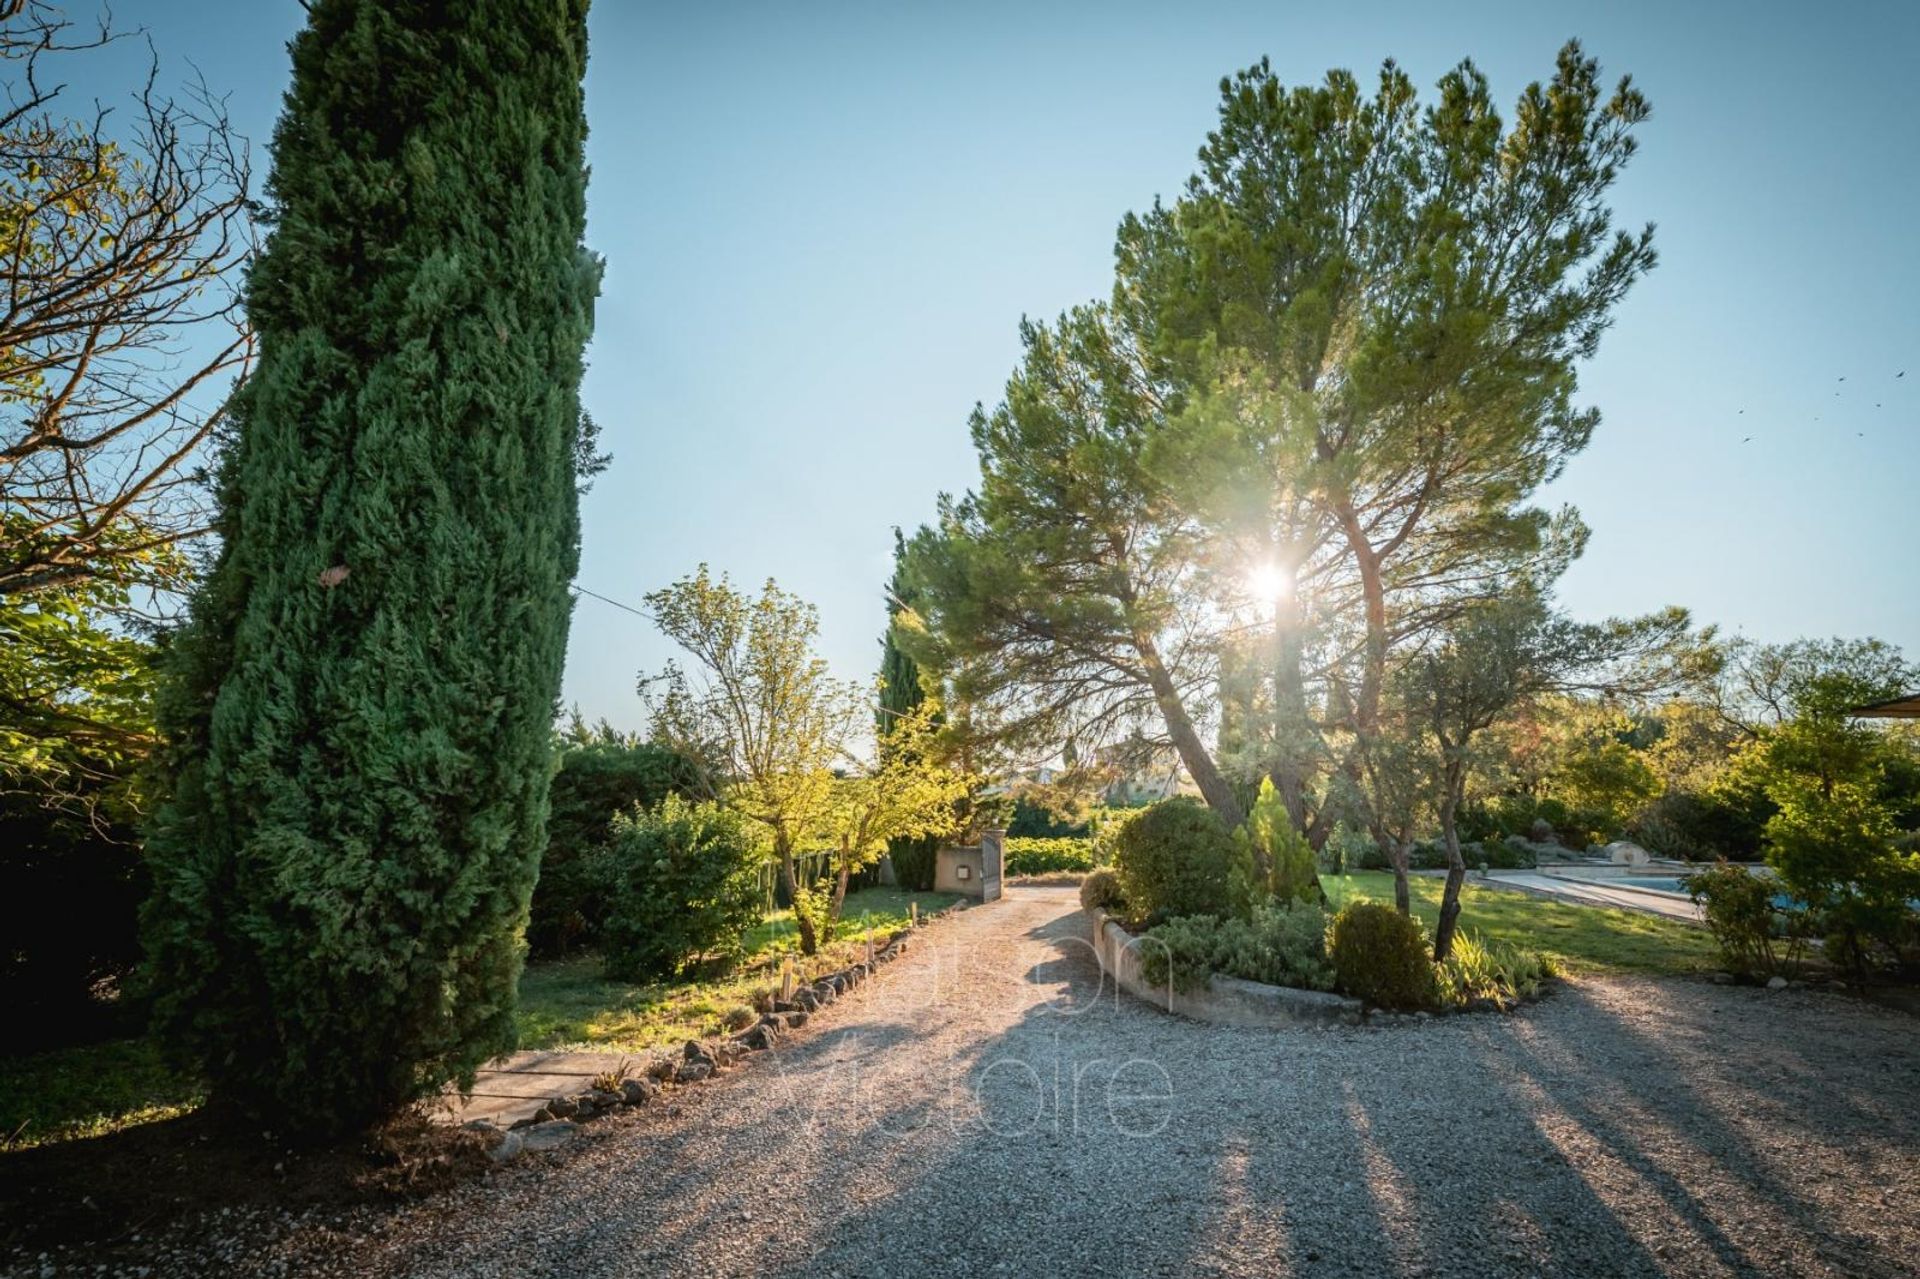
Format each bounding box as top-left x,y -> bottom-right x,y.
1462,978 -> 1919,1276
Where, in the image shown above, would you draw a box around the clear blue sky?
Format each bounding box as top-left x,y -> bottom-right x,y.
68,0 -> 1920,729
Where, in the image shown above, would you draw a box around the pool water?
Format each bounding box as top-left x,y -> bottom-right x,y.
1613,874 -> 1802,911
1616,876 -> 1688,894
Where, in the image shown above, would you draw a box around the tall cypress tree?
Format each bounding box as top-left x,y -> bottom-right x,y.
878,530 -> 940,891
142,0 -> 597,1136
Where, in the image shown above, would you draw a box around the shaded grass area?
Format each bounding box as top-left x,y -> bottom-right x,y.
0,1036 -> 203,1152
519,886 -> 961,1053
1324,872 -> 1718,975
2,887 -> 962,1154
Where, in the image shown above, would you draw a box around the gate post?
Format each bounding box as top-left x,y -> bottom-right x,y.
980,827 -> 1005,903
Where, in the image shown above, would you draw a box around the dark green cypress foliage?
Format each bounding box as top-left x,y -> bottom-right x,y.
141,0 -> 597,1136
879,531 -> 940,892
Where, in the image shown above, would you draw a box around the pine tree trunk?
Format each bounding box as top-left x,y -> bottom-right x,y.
1137,630 -> 1245,828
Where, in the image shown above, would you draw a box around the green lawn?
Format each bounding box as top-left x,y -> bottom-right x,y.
1324,872 -> 1718,975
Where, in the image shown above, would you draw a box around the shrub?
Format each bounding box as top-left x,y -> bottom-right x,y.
531,740 -> 701,956
1138,901 -> 1336,993
1764,779 -> 1918,975
0,787 -> 148,1050
887,836 -> 939,893
1241,779 -> 1323,905
600,796 -> 766,982
1685,863 -> 1791,977
1327,901 -> 1437,1010
1478,838 -> 1537,870
1088,807 -> 1136,868
1111,798 -> 1239,921
1079,867 -> 1126,913
1003,836 -> 1096,876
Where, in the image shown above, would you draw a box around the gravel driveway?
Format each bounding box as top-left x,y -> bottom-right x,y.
63,886 -> 1920,1278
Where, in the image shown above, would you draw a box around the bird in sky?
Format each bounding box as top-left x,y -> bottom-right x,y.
1743,436 -> 1752,443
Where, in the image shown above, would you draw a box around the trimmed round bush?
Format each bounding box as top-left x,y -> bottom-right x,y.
1111,798 -> 1238,921
1079,866 -> 1126,913
1327,901 -> 1437,1010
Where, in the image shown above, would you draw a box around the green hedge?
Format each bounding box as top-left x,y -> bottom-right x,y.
1003,836 -> 1097,875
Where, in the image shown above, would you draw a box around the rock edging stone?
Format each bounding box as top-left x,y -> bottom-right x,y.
1086,907 -> 1363,1028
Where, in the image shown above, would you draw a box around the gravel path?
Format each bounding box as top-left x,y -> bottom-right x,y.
41,886 -> 1920,1278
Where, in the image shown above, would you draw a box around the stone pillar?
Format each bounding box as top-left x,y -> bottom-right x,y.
980,828 -> 1005,903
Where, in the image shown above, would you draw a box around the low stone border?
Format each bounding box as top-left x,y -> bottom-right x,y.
1086,907 -> 1363,1027
465,927 -> 922,1162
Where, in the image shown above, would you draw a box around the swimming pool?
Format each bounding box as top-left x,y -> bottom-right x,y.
1611,873 -> 1803,911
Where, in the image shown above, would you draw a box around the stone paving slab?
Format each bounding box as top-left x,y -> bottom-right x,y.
1480,870 -> 1705,922
443,1049 -> 638,1129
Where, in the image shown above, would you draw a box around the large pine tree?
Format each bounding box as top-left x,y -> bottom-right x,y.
142,0 -> 597,1135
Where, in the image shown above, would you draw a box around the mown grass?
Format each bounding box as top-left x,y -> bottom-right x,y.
1323,872 -> 1718,975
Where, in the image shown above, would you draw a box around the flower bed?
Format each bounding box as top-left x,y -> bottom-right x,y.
1085,906 -> 1363,1027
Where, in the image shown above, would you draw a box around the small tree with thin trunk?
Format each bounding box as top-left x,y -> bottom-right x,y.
817,697 -> 967,934
642,566 -> 861,956
1400,592 -> 1697,958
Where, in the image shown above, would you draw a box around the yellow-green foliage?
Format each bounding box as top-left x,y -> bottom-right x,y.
1327,901 -> 1436,1010
1003,836 -> 1097,875
1436,932 -> 1556,1008
1241,778 -> 1323,905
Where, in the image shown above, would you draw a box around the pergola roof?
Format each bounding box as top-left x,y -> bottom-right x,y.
1852,693 -> 1920,719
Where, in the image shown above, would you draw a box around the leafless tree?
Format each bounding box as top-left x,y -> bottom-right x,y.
1,1 -> 253,600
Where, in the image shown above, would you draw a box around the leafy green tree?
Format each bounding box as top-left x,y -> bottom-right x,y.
1746,669 -> 1920,973
642,566 -> 861,956
142,0 -> 597,1136
817,697 -> 967,933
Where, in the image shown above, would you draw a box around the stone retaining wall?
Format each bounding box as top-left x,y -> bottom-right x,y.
1086,907 -> 1363,1027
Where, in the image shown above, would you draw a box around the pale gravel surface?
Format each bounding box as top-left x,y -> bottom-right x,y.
19,885 -> 1920,1278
